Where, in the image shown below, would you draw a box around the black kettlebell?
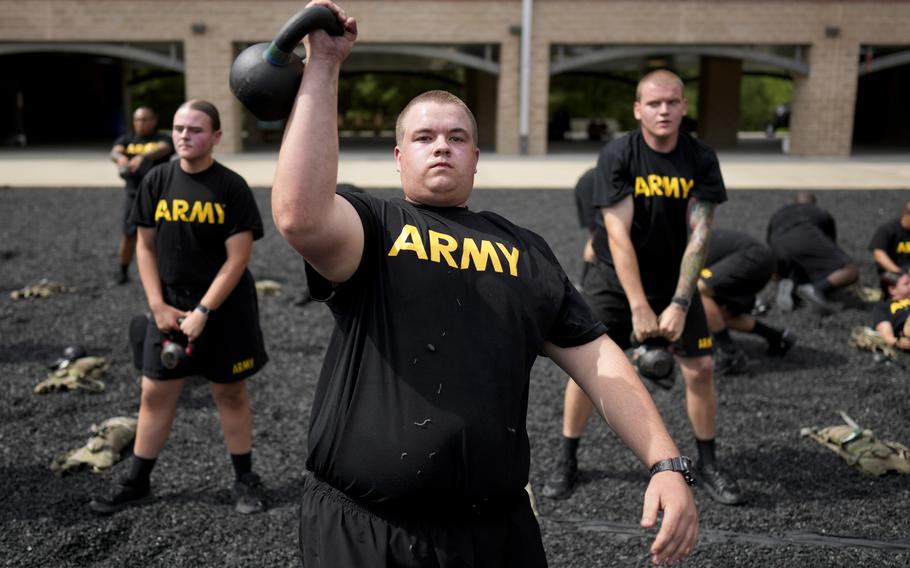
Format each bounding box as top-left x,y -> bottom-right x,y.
229,5 -> 345,121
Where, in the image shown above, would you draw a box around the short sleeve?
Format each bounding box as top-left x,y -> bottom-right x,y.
224,176 -> 264,241
870,302 -> 889,326
546,274 -> 607,348
591,142 -> 632,209
304,191 -> 378,303
868,222 -> 891,251
130,167 -> 161,227
695,145 -> 727,204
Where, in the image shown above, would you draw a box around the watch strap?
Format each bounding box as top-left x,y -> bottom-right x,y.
194,304 -> 211,316
671,296 -> 690,310
649,456 -> 695,485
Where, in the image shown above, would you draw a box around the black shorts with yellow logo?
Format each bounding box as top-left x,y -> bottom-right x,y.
141,274 -> 268,383
582,260 -> 713,358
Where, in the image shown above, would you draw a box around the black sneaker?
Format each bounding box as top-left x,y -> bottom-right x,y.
795,284 -> 838,315
89,479 -> 152,515
695,462 -> 744,505
767,328 -> 797,356
775,278 -> 795,312
714,347 -> 748,376
114,271 -> 129,285
233,472 -> 265,514
541,457 -> 578,500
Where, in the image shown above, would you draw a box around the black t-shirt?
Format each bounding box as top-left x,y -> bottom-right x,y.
766,203 -> 837,243
706,229 -> 765,266
131,161 -> 264,289
591,129 -> 727,298
574,167 -> 602,231
304,192 -> 605,505
872,298 -> 910,336
868,218 -> 910,272
113,132 -> 173,189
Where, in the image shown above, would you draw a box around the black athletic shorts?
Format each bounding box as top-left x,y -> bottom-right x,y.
298,473 -> 547,568
141,274 -> 268,383
582,261 -> 713,357
768,225 -> 851,283
122,187 -> 139,236
700,245 -> 775,315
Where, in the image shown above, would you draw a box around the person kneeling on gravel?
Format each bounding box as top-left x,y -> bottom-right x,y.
90,100 -> 269,516
766,191 -> 858,315
698,228 -> 796,375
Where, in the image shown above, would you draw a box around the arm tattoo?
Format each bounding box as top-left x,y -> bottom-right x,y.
674,200 -> 716,301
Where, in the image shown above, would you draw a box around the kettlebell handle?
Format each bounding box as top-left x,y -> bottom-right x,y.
266,5 -> 345,66
230,5 -> 345,121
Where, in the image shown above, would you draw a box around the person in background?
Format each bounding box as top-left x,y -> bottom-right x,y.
109,106 -> 173,285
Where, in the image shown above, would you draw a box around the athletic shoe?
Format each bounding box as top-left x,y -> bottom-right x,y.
695,462 -> 744,505
541,457 -> 578,500
767,328 -> 797,357
795,284 -> 838,315
714,347 -> 748,376
89,479 -> 152,515
232,472 -> 265,514
114,271 -> 129,285
775,278 -> 794,312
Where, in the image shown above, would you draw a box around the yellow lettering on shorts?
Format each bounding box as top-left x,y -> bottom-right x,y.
698,337 -> 713,350
232,358 -> 255,374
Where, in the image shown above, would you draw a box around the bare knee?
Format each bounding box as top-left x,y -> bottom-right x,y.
211,381 -> 249,410
678,356 -> 714,386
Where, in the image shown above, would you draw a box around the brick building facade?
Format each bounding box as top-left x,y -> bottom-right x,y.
2,0 -> 908,156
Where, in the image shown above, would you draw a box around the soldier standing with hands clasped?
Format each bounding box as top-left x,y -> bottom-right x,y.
544,70 -> 745,507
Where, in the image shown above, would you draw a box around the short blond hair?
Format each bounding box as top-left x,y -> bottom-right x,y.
395,90 -> 478,146
635,70 -> 685,101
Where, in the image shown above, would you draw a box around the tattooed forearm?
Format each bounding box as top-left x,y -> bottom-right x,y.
674,200 -> 716,300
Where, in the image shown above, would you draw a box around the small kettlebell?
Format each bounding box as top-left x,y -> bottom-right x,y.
229,5 -> 344,121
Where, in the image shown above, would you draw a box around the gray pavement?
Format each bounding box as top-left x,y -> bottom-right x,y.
2,148 -> 910,190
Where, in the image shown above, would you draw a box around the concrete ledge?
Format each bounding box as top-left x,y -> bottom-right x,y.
1,151 -> 909,190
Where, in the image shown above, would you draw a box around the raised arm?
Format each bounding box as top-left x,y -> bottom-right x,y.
544,337 -> 698,565
658,199 -> 715,341
271,1 -> 363,283
603,196 -> 658,340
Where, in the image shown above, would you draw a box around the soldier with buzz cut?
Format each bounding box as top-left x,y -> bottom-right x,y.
544,69 -> 745,507
110,106 -> 173,285
271,3 -> 698,566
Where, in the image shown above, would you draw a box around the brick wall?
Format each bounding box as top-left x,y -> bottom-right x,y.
2,0 -> 909,155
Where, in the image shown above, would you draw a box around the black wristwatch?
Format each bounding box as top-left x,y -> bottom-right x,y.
649,456 -> 696,486
194,304 -> 211,316
671,296 -> 690,311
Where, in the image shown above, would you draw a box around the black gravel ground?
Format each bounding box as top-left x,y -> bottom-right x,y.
1,185 -> 909,568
